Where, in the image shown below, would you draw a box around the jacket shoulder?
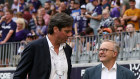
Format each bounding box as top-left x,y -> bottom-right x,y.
118,65 -> 134,74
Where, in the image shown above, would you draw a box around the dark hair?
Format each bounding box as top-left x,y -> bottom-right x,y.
47,13 -> 73,34
85,27 -> 94,35
129,0 -> 135,2
116,25 -> 124,29
127,23 -> 135,28
114,18 -> 121,23
37,16 -> 45,26
5,9 -> 13,14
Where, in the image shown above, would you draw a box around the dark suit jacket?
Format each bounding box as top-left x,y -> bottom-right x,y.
83,64 -> 136,79
13,37 -> 72,79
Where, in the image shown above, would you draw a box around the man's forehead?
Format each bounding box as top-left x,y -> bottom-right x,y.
101,42 -> 114,48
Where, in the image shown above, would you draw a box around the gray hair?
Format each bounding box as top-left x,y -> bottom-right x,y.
102,40 -> 120,55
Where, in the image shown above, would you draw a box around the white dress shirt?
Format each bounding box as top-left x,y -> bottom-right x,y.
101,62 -> 117,79
46,36 -> 68,79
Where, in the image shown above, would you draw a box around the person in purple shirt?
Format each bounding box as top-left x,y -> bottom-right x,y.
110,1 -> 120,18
0,10 -> 17,44
28,0 -> 42,10
74,5 -> 88,35
18,0 -> 26,12
15,18 -> 28,42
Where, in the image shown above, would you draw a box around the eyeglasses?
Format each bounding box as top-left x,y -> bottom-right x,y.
117,30 -> 123,32
98,48 -> 114,52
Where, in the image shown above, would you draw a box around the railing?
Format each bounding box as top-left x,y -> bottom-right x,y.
0,31 -> 140,67
0,42 -> 25,67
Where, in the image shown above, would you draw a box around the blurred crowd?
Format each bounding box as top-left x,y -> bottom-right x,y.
0,0 -> 140,45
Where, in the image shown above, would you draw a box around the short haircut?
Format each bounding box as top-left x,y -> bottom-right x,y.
116,25 -> 124,30
5,10 -> 13,14
114,18 -> 121,23
47,13 -> 73,34
102,40 -> 120,55
86,27 -> 94,35
127,23 -> 135,28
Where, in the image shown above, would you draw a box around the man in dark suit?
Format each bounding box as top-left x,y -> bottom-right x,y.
13,13 -> 73,79
83,40 -> 136,79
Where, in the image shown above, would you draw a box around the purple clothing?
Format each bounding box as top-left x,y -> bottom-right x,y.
75,15 -> 88,34
93,5 -> 102,15
15,29 -> 28,41
19,2 -> 26,12
0,20 -> 17,42
36,25 -> 47,38
28,0 -> 42,10
110,7 -> 120,18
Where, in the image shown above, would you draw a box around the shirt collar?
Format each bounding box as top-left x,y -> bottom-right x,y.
46,35 -> 66,50
102,62 -> 117,70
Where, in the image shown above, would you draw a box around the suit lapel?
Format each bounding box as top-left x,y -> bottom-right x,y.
117,64 -> 124,79
63,44 -> 70,68
43,37 -> 51,76
97,64 -> 102,79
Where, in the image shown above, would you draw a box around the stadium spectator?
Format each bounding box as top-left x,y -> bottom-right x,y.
110,0 -> 121,18
14,18 -> 28,42
44,1 -> 51,15
86,0 -> 95,14
100,9 -> 114,28
49,4 -> 58,17
18,0 -> 27,12
18,33 -> 38,54
113,17 -> 121,31
85,0 -> 102,35
102,0 -> 111,10
11,0 -> 18,12
121,0 -> 130,16
83,40 -> 136,79
74,5 -> 88,35
3,2 -> 10,12
28,3 -> 37,14
124,23 -> 140,51
114,25 -> 124,46
23,8 -> 32,23
14,13 -> 73,79
111,0 -> 117,8
123,0 -> 140,31
38,8 -> 50,26
0,10 -> 17,44
28,11 -> 37,34
71,1 -> 81,19
68,0 -> 75,14
28,0 -> 42,10
120,17 -> 127,29
0,10 -> 4,19
55,0 -> 61,11
35,16 -> 47,38
58,1 -> 71,15
85,27 -> 95,51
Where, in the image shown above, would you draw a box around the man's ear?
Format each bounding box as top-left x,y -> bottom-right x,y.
113,52 -> 118,57
53,26 -> 59,33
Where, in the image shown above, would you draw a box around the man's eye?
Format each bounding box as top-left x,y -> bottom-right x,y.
65,30 -> 71,33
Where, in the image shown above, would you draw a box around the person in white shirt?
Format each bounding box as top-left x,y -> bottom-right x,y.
11,0 -> 18,11
13,13 -> 73,79
83,40 -> 136,79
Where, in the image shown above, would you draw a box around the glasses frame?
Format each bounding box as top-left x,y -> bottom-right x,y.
98,48 -> 114,53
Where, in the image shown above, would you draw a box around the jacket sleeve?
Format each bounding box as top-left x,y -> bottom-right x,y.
13,43 -> 34,79
82,69 -> 89,79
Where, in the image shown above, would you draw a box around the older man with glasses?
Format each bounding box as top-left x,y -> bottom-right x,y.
83,40 -> 136,79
